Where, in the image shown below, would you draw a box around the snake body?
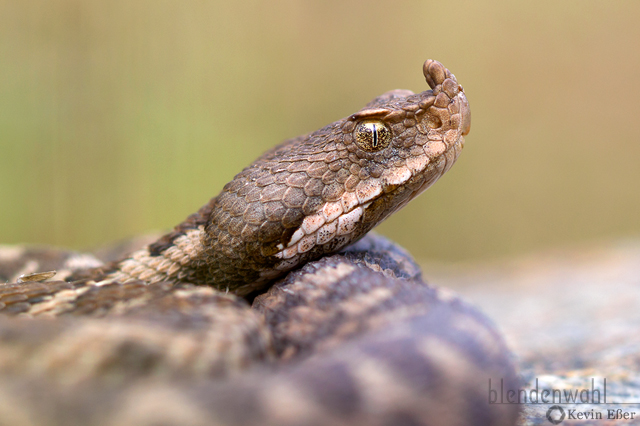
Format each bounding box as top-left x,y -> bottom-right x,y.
0,60 -> 520,426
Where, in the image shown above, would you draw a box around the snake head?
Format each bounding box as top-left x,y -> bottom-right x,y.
204,59 -> 472,293
111,60 -> 471,295
333,59 -> 471,226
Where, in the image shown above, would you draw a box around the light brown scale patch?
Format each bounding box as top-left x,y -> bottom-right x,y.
0,246 -> 26,262
345,352 -> 417,411
337,207 -> 363,236
262,379 -> 325,423
355,179 -> 382,204
316,221 -> 337,245
321,201 -> 343,222
27,287 -> 91,316
406,155 -> 429,174
105,386 -> 211,426
340,191 -> 359,212
301,214 -> 325,235
424,140 -> 446,157
107,229 -> 205,285
381,167 -> 412,186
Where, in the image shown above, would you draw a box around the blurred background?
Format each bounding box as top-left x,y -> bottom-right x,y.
1,0 -> 638,265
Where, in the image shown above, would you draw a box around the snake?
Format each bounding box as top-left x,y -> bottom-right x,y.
0,60 -> 520,426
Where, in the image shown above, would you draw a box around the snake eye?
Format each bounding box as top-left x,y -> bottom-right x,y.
354,120 -> 391,152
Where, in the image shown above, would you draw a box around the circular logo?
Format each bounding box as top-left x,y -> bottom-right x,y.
546,405 -> 566,424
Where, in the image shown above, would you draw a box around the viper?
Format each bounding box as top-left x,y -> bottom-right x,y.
0,60 -> 520,426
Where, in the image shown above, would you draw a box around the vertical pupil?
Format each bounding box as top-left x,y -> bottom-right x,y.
371,124 -> 378,148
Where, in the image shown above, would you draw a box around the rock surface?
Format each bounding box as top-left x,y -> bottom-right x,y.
426,240 -> 640,425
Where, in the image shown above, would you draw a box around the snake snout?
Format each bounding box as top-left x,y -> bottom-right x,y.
423,59 -> 450,89
423,59 -> 470,136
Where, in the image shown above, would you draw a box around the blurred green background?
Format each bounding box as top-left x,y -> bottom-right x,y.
1,0 -> 639,263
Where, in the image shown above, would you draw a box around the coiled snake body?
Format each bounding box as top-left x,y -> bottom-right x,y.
0,60 -> 520,426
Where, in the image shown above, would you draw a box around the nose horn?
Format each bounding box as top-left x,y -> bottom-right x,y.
423,59 -> 471,136
423,59 -> 456,89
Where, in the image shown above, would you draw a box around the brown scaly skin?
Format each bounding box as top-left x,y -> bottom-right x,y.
97,60 -> 471,296
0,60 -> 522,426
0,235 -> 520,426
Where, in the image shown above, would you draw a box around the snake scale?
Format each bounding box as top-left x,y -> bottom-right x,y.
0,60 -> 520,426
